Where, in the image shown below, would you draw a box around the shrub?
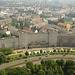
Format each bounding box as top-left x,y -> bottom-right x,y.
67,49 -> 70,52
40,50 -> 43,53
61,50 -> 63,52
37,52 -> 39,54
44,51 -> 46,53
58,50 -> 60,52
0,48 -> 13,55
22,56 -> 27,59
64,49 -> 66,52
33,52 -> 35,55
47,51 -> 49,53
19,54 -> 22,57
53,49 -> 56,52
25,51 -> 29,56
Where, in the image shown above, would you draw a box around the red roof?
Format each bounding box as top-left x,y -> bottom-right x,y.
37,20 -> 42,23
41,28 -> 48,32
18,29 -> 23,32
32,23 -> 34,25
8,17 -> 10,19
42,28 -> 47,30
57,23 -> 70,27
24,27 -> 32,31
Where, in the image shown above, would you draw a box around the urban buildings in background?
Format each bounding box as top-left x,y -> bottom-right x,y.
0,0 -> 75,49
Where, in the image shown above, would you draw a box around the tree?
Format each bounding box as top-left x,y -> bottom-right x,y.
64,60 -> 75,75
6,57 -> 11,62
66,69 -> 74,75
33,64 -> 39,74
37,52 -> 39,54
38,70 -> 45,75
0,59 -> 74,75
48,21 -> 59,25
25,51 -> 29,56
19,54 -> 22,57
25,68 -> 32,75
41,60 -> 44,65
0,48 -> 13,55
2,33 -> 10,37
31,66 -> 36,74
0,70 -> 7,75
64,49 -> 66,52
40,50 -> 43,53
54,49 -> 56,52
54,67 -> 59,74
19,67 -> 32,75
33,52 -> 35,55
64,60 -> 75,70
44,51 -> 46,53
67,13 -> 75,17
11,33 -> 14,36
58,66 -> 64,75
47,51 -> 49,53
46,69 -> 54,75
59,18 -> 65,23
26,61 -> 33,69
0,53 -> 6,64
5,67 -> 32,75
58,50 -> 60,52
61,50 -> 63,52
67,49 -> 70,52
56,59 -> 64,67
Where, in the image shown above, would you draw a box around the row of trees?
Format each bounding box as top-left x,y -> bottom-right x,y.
0,59 -> 75,75
12,21 -> 29,29
0,48 -> 13,55
0,33 -> 14,38
0,53 -> 6,64
48,18 -> 65,25
31,26 -> 40,32
25,49 -> 72,56
0,48 -> 13,64
0,53 -> 23,65
67,13 -> 75,17
54,49 -> 70,52
0,48 -> 74,65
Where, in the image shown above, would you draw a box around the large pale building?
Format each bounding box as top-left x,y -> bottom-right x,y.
0,31 -> 75,49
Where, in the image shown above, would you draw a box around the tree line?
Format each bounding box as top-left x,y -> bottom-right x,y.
0,59 -> 75,75
0,48 -> 75,65
48,18 -> 65,25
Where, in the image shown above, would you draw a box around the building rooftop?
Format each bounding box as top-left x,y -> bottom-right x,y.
57,23 -> 71,27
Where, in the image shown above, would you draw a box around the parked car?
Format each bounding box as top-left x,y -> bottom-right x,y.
25,60 -> 27,62
39,57 -> 41,59
63,54 -> 66,56
45,55 -> 48,57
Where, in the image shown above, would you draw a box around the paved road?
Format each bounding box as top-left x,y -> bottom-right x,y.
14,61 -> 41,67
0,55 -> 75,70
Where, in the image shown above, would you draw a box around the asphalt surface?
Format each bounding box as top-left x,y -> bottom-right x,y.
14,61 -> 41,67
0,55 -> 75,70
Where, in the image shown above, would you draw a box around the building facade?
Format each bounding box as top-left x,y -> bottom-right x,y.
0,31 -> 57,49
0,31 -> 75,49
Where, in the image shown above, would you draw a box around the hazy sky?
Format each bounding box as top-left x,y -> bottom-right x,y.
0,0 -> 75,2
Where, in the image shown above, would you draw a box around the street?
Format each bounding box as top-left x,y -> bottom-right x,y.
0,55 -> 75,70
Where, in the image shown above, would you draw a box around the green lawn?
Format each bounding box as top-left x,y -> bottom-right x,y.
1,50 -> 75,64
72,32 -> 75,34
64,21 -> 73,24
